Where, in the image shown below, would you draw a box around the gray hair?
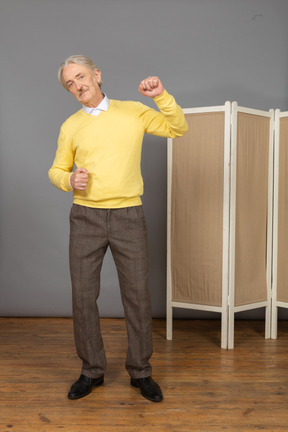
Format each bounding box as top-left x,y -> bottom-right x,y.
58,55 -> 102,90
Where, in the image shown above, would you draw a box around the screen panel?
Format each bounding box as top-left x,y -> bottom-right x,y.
234,113 -> 270,306
276,117 -> 288,302
171,112 -> 225,306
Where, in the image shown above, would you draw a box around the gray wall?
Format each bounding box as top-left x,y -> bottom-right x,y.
1,0 -> 288,318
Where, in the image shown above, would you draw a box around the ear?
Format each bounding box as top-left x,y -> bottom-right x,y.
94,69 -> 102,84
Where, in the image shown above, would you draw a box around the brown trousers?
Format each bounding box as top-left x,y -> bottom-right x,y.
69,204 -> 153,379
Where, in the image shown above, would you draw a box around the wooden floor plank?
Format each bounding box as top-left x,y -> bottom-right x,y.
0,318 -> 288,431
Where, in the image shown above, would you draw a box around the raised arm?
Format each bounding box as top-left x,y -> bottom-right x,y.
137,76 -> 188,138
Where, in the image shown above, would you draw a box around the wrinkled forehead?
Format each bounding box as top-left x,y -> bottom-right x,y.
62,63 -> 92,82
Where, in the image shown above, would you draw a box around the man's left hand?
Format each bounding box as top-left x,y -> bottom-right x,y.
138,76 -> 164,98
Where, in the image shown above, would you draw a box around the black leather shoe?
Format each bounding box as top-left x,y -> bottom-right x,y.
130,376 -> 163,402
68,374 -> 104,400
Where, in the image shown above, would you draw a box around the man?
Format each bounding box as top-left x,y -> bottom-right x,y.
49,55 -> 188,402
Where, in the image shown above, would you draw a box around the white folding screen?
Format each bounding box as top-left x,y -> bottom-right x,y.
167,102 -> 274,349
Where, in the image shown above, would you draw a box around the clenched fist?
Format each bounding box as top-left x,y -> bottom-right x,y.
138,76 -> 164,98
70,167 -> 89,190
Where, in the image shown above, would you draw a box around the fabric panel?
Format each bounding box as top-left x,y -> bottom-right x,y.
234,113 -> 269,306
171,112 -> 224,306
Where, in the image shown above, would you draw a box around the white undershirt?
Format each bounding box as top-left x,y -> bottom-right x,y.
82,94 -> 110,116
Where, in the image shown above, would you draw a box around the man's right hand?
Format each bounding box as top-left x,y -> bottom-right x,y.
70,167 -> 89,190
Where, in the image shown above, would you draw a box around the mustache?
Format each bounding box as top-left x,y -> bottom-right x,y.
78,86 -> 89,99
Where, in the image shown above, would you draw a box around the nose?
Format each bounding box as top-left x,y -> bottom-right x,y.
75,80 -> 83,91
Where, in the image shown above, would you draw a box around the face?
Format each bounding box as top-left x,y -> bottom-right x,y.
62,63 -> 103,107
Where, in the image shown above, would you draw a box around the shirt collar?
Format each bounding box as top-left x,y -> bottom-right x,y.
82,94 -> 110,116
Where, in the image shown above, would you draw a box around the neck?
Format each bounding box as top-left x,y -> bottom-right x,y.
86,92 -> 104,108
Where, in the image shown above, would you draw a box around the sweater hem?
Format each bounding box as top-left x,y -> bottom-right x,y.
72,196 -> 142,209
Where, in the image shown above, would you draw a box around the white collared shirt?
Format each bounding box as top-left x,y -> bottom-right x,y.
82,94 -> 110,116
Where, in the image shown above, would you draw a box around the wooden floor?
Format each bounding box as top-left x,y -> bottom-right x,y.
0,318 -> 288,432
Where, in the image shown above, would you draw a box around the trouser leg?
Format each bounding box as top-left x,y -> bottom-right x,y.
69,204 -> 108,378
109,206 -> 153,379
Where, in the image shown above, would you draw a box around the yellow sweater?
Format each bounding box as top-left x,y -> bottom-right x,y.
48,90 -> 188,208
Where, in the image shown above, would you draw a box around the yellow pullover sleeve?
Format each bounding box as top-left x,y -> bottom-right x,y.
48,124 -> 74,191
137,89 -> 188,138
